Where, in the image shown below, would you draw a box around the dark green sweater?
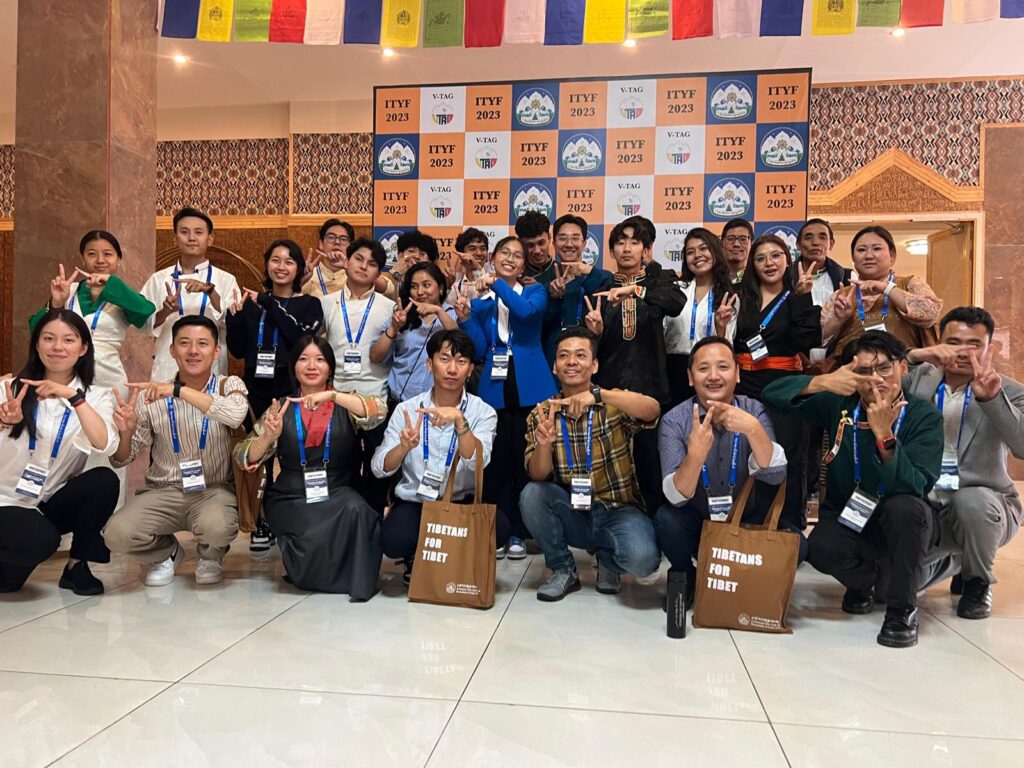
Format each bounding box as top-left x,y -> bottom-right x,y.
762,375 -> 943,517
29,275 -> 155,330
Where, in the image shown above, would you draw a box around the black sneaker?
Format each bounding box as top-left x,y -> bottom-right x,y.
250,520 -> 274,554
59,561 -> 104,596
842,587 -> 875,615
877,607 -> 919,648
957,577 -> 993,620
950,573 -> 964,595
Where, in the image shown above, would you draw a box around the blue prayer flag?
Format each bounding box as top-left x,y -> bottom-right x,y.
161,0 -> 201,38
760,0 -> 806,35
344,1 -> 384,43
545,0 -> 586,45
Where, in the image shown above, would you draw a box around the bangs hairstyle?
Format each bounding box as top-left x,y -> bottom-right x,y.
318,218 -> 355,242
840,329 -> 909,366
492,235 -> 524,259
851,225 -> 896,257
736,235 -> 795,330
680,228 -> 733,307
399,262 -> 449,332
79,230 -> 123,259
555,325 -> 599,356
11,310 -> 95,442
289,335 -> 336,389
609,216 -> 656,250
688,335 -> 737,369
346,237 -> 387,271
173,206 -> 214,233
940,306 -> 995,339
514,211 -> 551,240
427,328 -> 476,362
456,227 -> 489,252
262,239 -> 306,293
552,214 -> 588,239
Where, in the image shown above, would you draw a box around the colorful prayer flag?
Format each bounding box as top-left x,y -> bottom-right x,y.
505,0 -> 546,43
465,0 -> 505,46
760,0 -> 805,35
197,0 -> 234,41
857,0 -> 902,26
900,0 -> 943,26
1002,0 -> 1024,16
162,0 -> 201,38
382,0 -> 422,46
344,0 -> 382,42
628,0 -> 669,36
717,0 -> 759,37
584,0 -> 628,42
234,0 -> 273,40
812,0 -> 856,33
304,0 -> 344,44
545,0 -> 586,44
270,0 -> 307,41
671,0 -> 713,38
423,0 -> 464,47
952,0 -> 998,22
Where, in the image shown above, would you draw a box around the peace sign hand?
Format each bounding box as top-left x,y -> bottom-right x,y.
453,285 -> 472,322
548,263 -> 567,299
687,402 -> 715,463
262,400 -> 286,440
391,300 -> 413,331
715,293 -> 739,336
831,283 -> 857,321
795,261 -> 815,295
583,295 -> 604,335
970,346 -> 1002,402
0,379 -> 29,425
163,281 -> 182,313
534,400 -> 559,448
50,264 -> 73,309
112,387 -> 140,434
399,409 -> 424,451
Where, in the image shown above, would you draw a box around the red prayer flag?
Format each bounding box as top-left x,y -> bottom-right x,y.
466,0 -> 506,46
900,0 -> 944,25
672,0 -> 713,38
269,0 -> 307,42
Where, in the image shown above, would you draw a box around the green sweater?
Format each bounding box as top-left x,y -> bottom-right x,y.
762,375 -> 943,517
29,275 -> 155,331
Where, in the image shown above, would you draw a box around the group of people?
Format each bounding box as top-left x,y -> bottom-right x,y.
0,205 -> 1020,651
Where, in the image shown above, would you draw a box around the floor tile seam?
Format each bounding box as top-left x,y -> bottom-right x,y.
0,580 -> 136,636
454,695 -> 770,723
183,678 -> 462,705
927,610 -> 1024,684
0,668 -> 170,685
770,718 -> 1024,742
728,630 -> 792,767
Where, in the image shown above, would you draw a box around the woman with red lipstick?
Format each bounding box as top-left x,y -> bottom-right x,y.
235,335 -> 387,599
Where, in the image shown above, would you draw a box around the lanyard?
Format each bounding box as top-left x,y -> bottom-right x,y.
690,287 -> 714,341
856,274 -> 893,323
316,266 -> 328,295
173,265 -> 213,317
852,401 -> 907,490
490,307 -> 513,351
758,291 -> 790,332
560,407 -> 595,476
257,298 -> 290,351
340,290 -> 375,345
701,431 -> 741,493
575,288 -> 586,325
421,396 -> 468,471
67,289 -> 107,331
936,380 -> 972,455
28,406 -> 73,460
167,376 -> 216,455
294,402 -> 332,468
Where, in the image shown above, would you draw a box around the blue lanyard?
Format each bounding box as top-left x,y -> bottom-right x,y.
758,291 -> 790,332
852,401 -> 907,491
294,402 -> 332,468
316,266 -> 328,295
166,376 -> 216,455
173,265 -> 213,317
701,431 -> 741,493
421,396 -> 468,472
560,407 -> 595,476
936,380 -> 972,455
67,290 -> 107,331
28,406 -> 72,459
490,307 -> 513,351
575,288 -> 586,325
690,288 -> 714,341
856,274 -> 893,323
340,290 -> 375,345
257,298 -> 289,352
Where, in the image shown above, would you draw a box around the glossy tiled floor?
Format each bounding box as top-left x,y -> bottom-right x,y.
5,529 -> 1024,768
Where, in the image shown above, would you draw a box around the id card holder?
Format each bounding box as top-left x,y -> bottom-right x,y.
492,352 -> 510,381
15,462 -> 49,499
417,470 -> 445,501
865,322 -> 886,333
342,347 -> 362,376
708,495 -> 733,522
935,459 -> 960,492
180,459 -> 207,494
839,489 -> 878,533
570,476 -> 592,510
304,469 -> 329,504
747,334 -> 769,362
255,351 -> 277,379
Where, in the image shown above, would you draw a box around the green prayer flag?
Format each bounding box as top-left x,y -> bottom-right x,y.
857,0 -> 902,26
234,0 -> 272,41
423,0 -> 464,47
628,0 -> 669,36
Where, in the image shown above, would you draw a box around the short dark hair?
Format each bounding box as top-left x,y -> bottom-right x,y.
555,325 -> 598,356
318,218 -> 355,242
552,214 -> 588,240
289,334 -> 336,387
79,230 -> 123,259
347,237 -> 387,271
173,206 -> 214,233
396,229 -> 439,262
688,336 -> 737,368
940,306 -> 995,339
843,330 -> 908,364
609,216 -> 656,250
721,218 -> 753,238
514,211 -> 551,240
427,328 -> 476,361
851,225 -> 896,257
262,239 -> 306,292
455,227 -> 489,252
171,314 -> 219,344
798,218 -> 835,242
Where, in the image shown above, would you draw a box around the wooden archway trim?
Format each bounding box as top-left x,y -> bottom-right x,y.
155,244 -> 265,291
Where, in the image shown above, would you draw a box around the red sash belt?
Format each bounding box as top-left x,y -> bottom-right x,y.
736,353 -> 803,372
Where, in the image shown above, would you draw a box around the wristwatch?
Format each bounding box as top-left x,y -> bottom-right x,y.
590,385 -> 602,404
67,389 -> 87,408
876,434 -> 897,452
882,281 -> 896,297
173,381 -> 183,399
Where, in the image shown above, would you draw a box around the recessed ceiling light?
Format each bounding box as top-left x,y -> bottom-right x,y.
891,28 -> 906,38
173,54 -> 188,64
622,38 -> 637,48
382,47 -> 395,58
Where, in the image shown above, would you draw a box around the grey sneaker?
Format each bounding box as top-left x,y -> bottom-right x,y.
537,568 -> 581,602
596,561 -> 622,594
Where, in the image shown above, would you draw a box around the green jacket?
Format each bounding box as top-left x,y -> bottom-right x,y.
762,375 -> 943,517
29,275 -> 154,331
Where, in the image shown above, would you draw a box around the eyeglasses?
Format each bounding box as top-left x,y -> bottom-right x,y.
495,247 -> 522,258
723,235 -> 751,245
324,234 -> 351,244
753,251 -> 787,265
853,362 -> 896,377
556,235 -> 583,244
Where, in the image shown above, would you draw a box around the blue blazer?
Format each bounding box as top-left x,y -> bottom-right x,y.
460,280 -> 557,410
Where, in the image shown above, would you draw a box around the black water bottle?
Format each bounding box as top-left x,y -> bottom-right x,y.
667,571 -> 687,639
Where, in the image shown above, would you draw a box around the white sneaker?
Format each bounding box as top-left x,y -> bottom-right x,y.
635,571 -> 661,586
195,559 -> 224,586
145,543 -> 184,587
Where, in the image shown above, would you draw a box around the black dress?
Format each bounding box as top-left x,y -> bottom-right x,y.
263,401 -> 382,599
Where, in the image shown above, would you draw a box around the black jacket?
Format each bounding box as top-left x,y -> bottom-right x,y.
789,256 -> 851,294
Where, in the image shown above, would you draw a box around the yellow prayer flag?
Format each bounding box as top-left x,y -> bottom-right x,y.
811,0 -> 857,34
382,0 -> 422,47
584,0 -> 628,43
197,0 -> 235,42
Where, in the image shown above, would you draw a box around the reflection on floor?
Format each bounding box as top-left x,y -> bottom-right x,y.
5,530 -> 1024,767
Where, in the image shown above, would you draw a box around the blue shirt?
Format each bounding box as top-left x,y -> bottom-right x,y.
385,305 -> 457,402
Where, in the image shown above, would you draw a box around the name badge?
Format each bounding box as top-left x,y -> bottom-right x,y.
935,459 -> 960,492
570,476 -> 592,510
708,495 -> 733,522
255,352 -> 277,379
342,347 -> 362,376
865,322 -> 886,333
492,352 -> 510,381
15,462 -> 49,499
839,488 -> 878,533
180,459 -> 207,494
747,334 -> 769,362
304,469 -> 329,503
417,469 -> 445,501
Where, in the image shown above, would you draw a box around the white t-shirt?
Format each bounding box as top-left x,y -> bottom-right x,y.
664,281 -> 736,355
320,286 -> 396,398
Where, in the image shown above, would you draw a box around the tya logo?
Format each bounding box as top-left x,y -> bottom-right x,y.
515,89 -> 556,127
663,238 -> 685,263
760,128 -> 805,168
666,141 -> 692,166
619,96 -> 645,121
377,139 -> 416,176
475,148 -> 499,170
432,103 -> 455,126
617,192 -> 642,217
429,196 -> 453,220
710,81 -> 754,121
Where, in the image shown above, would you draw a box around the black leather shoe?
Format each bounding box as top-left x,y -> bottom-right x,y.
59,561 -> 104,596
950,573 -> 964,595
842,587 -> 874,615
957,578 -> 992,620
877,608 -> 919,648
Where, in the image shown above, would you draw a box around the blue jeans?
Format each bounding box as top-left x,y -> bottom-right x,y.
520,482 -> 660,577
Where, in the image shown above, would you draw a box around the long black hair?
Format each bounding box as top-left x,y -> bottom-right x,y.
288,334 -> 336,392
262,239 -> 306,293
681,228 -> 734,310
736,234 -> 795,332
398,262 -> 449,332
11,310 -> 95,442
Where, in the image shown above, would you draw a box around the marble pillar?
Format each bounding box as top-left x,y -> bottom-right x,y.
12,0 -> 158,378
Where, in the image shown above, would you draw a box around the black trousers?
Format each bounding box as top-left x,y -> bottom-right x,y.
665,353 -> 695,412
357,419 -> 390,514
633,427 -> 664,515
483,358 -> 531,540
765,404 -> 809,530
807,494 -> 933,612
382,500 -> 512,561
0,468 -> 119,591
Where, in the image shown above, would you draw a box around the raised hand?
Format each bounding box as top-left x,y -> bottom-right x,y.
548,263 -> 567,299
970,346 -> 1002,402
174,276 -> 211,294
127,381 -> 174,404
593,285 -> 635,307
583,295 -> 604,335
458,250 -> 481,275
19,379 -> 77,401
707,400 -> 760,436
715,293 -> 739,336
794,261 -> 815,295
418,406 -> 466,428
453,285 -> 472,322
909,343 -> 964,369
50,264 -> 73,309
413,300 -> 444,322
399,409 -> 424,451
852,278 -> 889,297
391,300 -> 413,331
262,400 -> 286,439
549,388 -> 597,419
866,382 -> 903,440
287,389 -> 336,412
163,281 -> 181,313
474,273 -> 497,293
302,248 -> 323,284
831,283 -> 857,321
112,388 -> 140,434
534,401 -> 558,447
0,379 -> 29,425
821,361 -> 876,397
687,402 -> 715,463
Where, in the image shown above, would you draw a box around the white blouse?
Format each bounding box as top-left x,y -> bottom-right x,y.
664,281 -> 737,355
67,285 -> 132,394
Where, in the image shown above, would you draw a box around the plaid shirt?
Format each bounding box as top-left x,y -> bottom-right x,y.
524,392 -> 657,510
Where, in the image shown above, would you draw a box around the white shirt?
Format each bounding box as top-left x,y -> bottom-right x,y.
142,261 -> 240,382
0,379 -> 118,507
664,281 -> 736,355
809,265 -> 835,308
320,286 -> 396,397
929,383 -> 968,506
67,286 -> 132,394
497,282 -> 524,344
